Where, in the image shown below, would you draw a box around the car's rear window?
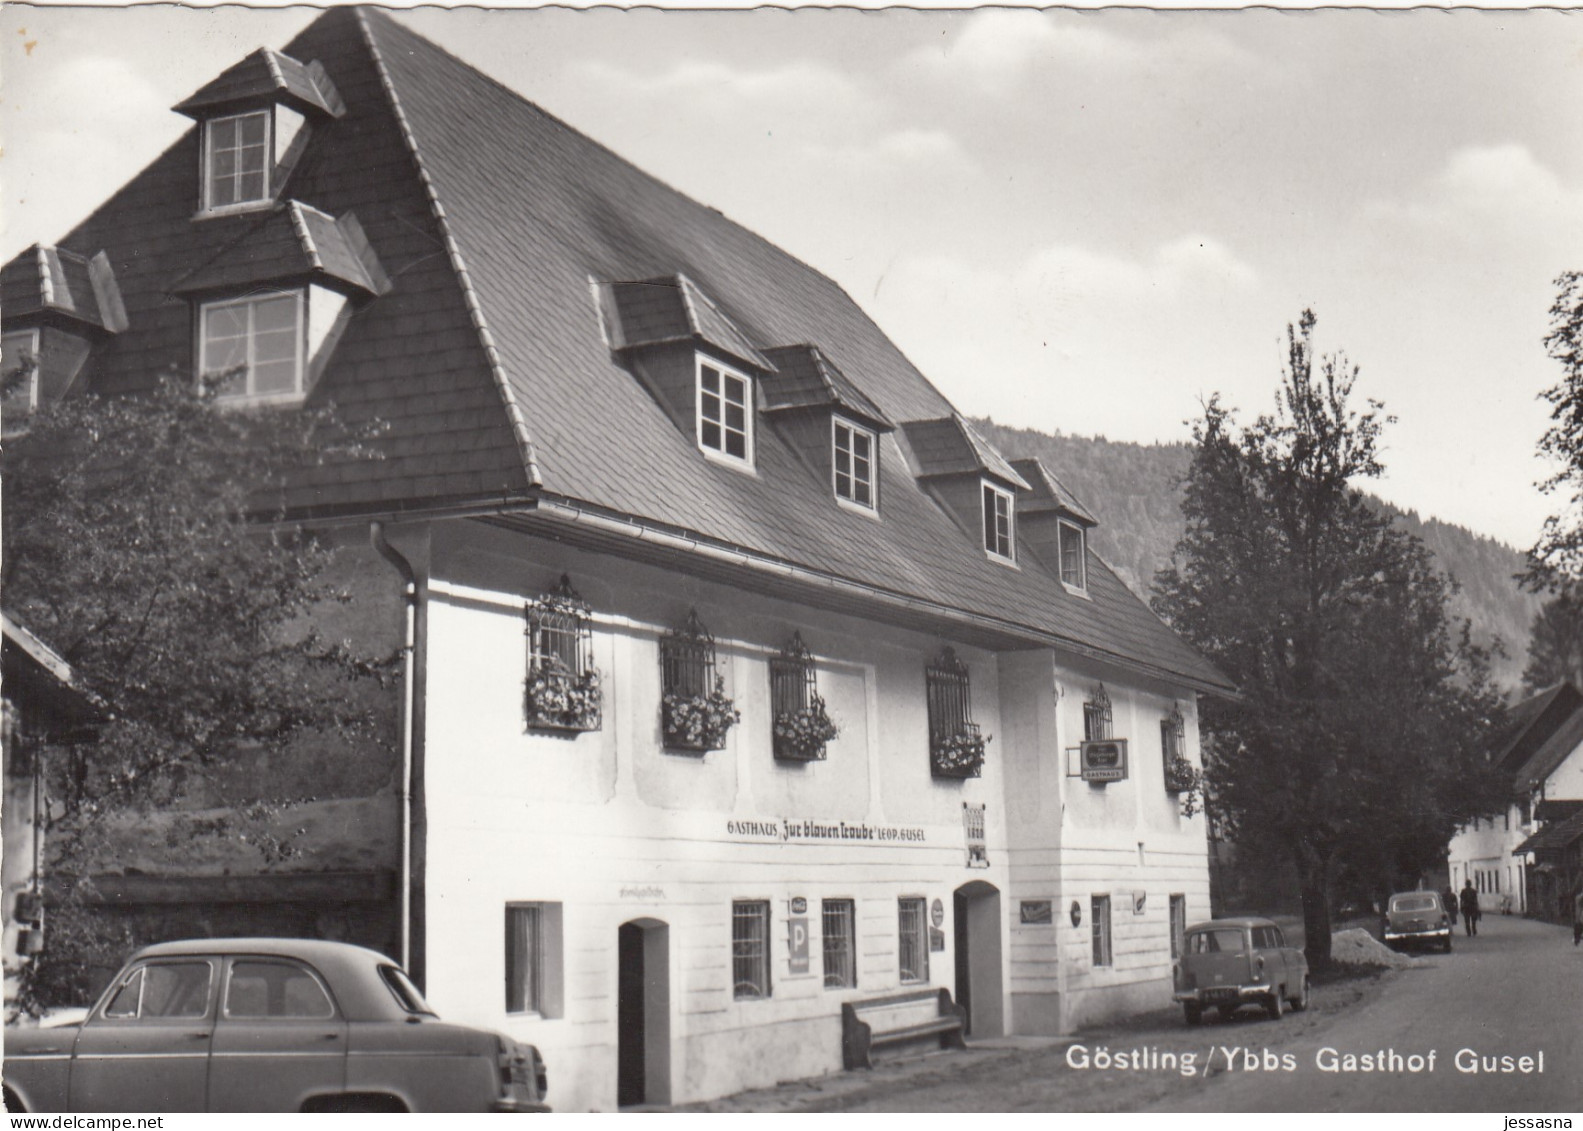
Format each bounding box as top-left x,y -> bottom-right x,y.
380,964 -> 436,1015
1187,929 -> 1246,954
1390,895 -> 1439,912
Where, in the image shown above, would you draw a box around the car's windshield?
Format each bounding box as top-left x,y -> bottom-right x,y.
1390,895 -> 1439,913
380,964 -> 437,1015
1187,928 -> 1246,954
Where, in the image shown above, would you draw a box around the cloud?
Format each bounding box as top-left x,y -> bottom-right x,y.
1367,144 -> 1583,250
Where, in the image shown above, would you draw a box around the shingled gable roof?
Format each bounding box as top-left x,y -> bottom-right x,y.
0,246 -> 127,334
759,345 -> 893,430
171,202 -> 389,298
598,275 -> 775,372
43,7 -> 1229,694
1513,807 -> 1583,856
1011,457 -> 1099,527
899,415 -> 1032,491
1493,683 -> 1583,777
173,47 -> 345,120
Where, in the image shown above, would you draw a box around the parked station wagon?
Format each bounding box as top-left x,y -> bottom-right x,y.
2,939 -> 548,1113
1172,917 -> 1309,1025
1381,891 -> 1453,953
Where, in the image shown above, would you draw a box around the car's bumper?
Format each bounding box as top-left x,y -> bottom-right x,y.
1174,983 -> 1272,1005
491,1098 -> 552,1113
1383,927 -> 1450,943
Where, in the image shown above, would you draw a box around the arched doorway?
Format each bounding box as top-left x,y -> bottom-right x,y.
617,918 -> 670,1108
952,881 -> 1004,1038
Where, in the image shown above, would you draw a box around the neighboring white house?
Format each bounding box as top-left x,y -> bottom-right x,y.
1447,683 -> 1583,915
1,8 -> 1233,1109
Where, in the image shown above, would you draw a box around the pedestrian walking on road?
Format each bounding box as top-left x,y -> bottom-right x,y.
1442,887 -> 1458,927
1459,881 -> 1481,936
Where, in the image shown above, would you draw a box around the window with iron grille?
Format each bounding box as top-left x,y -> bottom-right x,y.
898,897 -> 929,984
524,575 -> 600,731
822,899 -> 857,990
1091,895 -> 1113,967
660,610 -> 737,751
732,901 -> 771,1000
1084,684 -> 1113,742
927,647 -> 987,778
770,632 -> 836,760
1169,894 -> 1187,961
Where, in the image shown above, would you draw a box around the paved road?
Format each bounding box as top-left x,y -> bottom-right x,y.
1152,913 -> 1582,1113
683,914 -> 1581,1112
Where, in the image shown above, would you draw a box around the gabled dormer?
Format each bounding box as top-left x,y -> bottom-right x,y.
596,274 -> 776,473
171,202 -> 389,405
760,345 -> 894,515
1010,457 -> 1099,595
898,415 -> 1031,565
173,48 -> 345,217
1,245 -> 127,431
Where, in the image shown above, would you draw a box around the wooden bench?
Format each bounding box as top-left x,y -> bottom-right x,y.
841,987 -> 967,1070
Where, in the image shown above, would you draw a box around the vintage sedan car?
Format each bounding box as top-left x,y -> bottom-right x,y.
1382,890 -> 1453,953
3,938 -> 548,1113
1172,916 -> 1309,1025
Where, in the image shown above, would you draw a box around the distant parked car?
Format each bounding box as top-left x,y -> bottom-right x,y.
1382,891 -> 1453,953
2,938 -> 548,1113
1173,917 -> 1309,1025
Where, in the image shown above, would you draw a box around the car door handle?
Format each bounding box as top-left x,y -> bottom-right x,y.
322,1033 -> 341,1041
186,1031 -> 211,1041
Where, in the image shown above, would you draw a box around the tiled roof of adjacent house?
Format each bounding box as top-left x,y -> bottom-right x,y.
1513,808 -> 1583,856
1493,683 -> 1583,779
31,6 -> 1230,694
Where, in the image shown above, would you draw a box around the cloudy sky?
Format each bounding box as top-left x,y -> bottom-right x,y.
5,5 -> 1580,550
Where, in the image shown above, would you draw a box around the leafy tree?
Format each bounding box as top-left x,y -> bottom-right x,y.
1154,311 -> 1506,966
1521,586 -> 1583,693
2,365 -> 392,1009
1529,270 -> 1583,581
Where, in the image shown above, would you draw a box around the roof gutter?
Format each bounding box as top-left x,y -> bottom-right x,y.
525,497 -> 1235,697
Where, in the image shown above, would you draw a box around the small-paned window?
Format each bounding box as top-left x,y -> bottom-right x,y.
205,110 -> 272,210
2,328 -> 40,431
505,904 -> 543,1014
822,899 -> 857,990
732,901 -> 771,1000
1058,520 -> 1087,590
224,961 -> 334,1019
697,355 -> 752,466
1084,684 -> 1113,742
833,418 -> 877,511
1091,896 -> 1113,967
1169,894 -> 1187,961
199,291 -> 304,402
982,481 -> 1015,561
898,897 -> 929,984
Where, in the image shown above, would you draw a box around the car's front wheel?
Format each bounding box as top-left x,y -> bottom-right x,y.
1442,936 -> 1453,954
1290,975 -> 1309,1012
1265,988 -> 1285,1020
1183,1003 -> 1203,1026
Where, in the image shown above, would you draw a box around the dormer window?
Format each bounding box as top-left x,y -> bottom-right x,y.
697,354 -> 753,468
833,417 -> 877,512
199,290 -> 304,403
1058,519 -> 1087,591
204,111 -> 271,210
2,328 -> 40,430
982,480 -> 1015,563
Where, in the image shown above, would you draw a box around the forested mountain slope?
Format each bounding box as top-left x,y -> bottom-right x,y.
974,419 -> 1542,691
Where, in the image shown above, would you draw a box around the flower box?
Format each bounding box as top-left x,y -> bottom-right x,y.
931,725 -> 989,779
524,656 -> 602,733
662,677 -> 740,753
773,694 -> 839,762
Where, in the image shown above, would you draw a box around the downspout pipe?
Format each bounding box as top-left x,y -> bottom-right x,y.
371,521 -> 428,990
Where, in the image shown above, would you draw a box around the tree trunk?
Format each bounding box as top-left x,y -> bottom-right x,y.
1295,850 -> 1334,967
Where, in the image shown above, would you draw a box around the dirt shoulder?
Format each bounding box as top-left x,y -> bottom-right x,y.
674,965 -> 1396,1113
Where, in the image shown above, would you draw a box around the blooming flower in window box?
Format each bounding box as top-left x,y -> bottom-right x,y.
773,693 -> 839,761
662,675 -> 740,752
524,655 -> 602,732
931,723 -> 990,779
1164,752 -> 1204,817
